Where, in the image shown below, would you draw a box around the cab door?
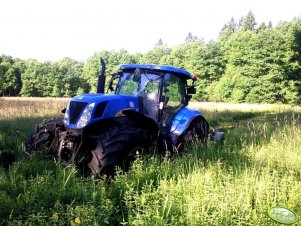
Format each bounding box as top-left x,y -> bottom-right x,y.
137,71 -> 163,122
160,73 -> 186,131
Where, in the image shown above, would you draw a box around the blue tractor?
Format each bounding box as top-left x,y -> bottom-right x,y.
26,59 -> 214,176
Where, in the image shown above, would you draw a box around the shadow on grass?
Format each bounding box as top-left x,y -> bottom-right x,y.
0,116 -> 55,171
0,116 -> 47,150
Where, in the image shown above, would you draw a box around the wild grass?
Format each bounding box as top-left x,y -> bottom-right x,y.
0,98 -> 301,225
0,97 -> 68,152
0,97 -> 69,119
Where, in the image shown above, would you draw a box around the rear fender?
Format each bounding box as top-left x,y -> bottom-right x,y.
83,117 -> 125,137
121,109 -> 160,138
83,110 -> 159,139
169,107 -> 208,145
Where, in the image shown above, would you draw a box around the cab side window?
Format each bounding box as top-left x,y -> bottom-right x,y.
164,74 -> 185,108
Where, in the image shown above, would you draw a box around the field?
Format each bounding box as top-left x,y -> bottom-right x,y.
0,97 -> 301,225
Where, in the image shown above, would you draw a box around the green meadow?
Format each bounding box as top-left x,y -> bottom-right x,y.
0,98 -> 300,225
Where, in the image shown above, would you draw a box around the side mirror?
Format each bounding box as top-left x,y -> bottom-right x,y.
108,74 -> 120,92
184,95 -> 192,106
108,84 -> 114,92
187,86 -> 196,94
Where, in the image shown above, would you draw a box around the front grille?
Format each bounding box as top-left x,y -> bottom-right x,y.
93,101 -> 108,118
69,101 -> 88,124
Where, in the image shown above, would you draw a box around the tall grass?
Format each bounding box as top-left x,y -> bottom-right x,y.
0,97 -> 69,119
0,97 -> 68,152
0,98 -> 300,225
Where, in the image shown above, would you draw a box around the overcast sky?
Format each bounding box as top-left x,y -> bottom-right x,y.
0,0 -> 300,62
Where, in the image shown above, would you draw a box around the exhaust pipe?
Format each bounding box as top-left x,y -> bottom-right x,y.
97,57 -> 106,94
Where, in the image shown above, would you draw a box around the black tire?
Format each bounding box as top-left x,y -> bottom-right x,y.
25,118 -> 64,156
89,127 -> 152,176
178,118 -> 209,149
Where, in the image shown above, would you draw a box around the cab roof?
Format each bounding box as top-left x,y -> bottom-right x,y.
118,64 -> 195,80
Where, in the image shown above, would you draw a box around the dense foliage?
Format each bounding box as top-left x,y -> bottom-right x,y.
1,13 -> 301,104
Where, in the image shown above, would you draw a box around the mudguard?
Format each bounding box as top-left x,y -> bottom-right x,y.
121,109 -> 160,137
169,107 -> 207,145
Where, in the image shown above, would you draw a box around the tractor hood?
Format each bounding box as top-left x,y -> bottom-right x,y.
63,93 -> 140,129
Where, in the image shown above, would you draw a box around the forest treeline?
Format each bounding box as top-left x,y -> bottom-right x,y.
1,12 -> 301,103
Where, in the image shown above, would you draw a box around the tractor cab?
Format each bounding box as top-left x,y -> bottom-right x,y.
109,64 -> 196,131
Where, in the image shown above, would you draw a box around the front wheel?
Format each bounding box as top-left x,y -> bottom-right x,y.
24,118 -> 64,157
89,127 -> 153,176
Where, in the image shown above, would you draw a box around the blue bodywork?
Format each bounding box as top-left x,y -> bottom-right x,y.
169,107 -> 205,144
63,64 -> 205,144
119,64 -> 195,80
64,94 -> 140,129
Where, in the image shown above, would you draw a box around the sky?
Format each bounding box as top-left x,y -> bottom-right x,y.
0,0 -> 300,62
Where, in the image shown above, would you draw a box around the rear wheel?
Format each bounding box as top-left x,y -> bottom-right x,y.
178,118 -> 209,149
89,127 -> 152,176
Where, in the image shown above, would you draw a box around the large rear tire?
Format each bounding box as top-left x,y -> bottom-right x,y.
178,118 -> 209,149
89,127 -> 152,176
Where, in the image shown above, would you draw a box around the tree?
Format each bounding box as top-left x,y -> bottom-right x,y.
20,60 -> 44,97
219,18 -> 237,41
210,18 -> 301,104
258,22 -> 267,32
194,41 -> 226,100
1,16 -> 301,104
51,58 -> 85,97
185,32 -> 198,43
156,38 -> 163,46
228,17 -> 237,32
0,55 -> 22,96
83,52 -> 103,93
140,45 -> 171,64
239,11 -> 257,31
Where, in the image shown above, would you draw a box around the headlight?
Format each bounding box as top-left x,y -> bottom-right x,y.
64,102 -> 70,125
76,103 -> 95,128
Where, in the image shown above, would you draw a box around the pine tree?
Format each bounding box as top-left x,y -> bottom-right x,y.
239,11 -> 257,31
185,32 -> 198,43
156,38 -> 163,46
258,22 -> 267,31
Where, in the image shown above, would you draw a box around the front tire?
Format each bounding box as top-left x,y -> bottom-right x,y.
89,127 -> 152,176
24,118 -> 64,156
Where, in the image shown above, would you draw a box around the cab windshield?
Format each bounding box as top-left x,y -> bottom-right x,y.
117,69 -> 162,96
